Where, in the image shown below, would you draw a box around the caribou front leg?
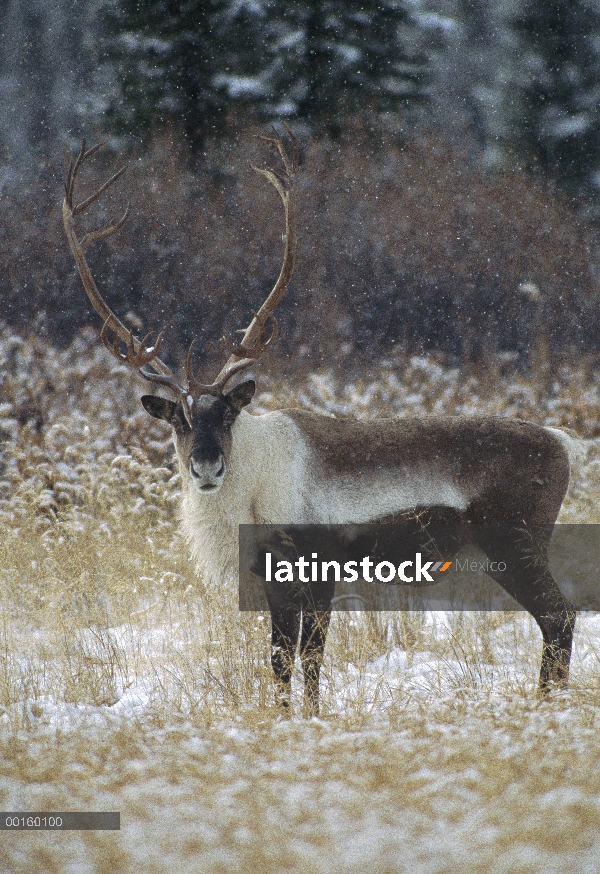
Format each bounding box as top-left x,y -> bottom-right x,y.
270,606 -> 301,712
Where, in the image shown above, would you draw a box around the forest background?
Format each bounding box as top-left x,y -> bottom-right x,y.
4,8 -> 600,870
3,0 -> 600,378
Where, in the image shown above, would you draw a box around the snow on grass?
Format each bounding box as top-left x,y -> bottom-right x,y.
3,328 -> 600,871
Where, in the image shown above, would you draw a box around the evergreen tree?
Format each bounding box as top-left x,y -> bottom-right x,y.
99,0 -> 430,150
259,0 -> 429,134
0,0 -> 98,164
100,0 -> 266,151
430,0 -> 507,160
505,0 -> 600,199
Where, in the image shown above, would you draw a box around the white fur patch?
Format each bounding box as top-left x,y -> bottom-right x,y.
544,426 -> 586,467
178,410 -> 309,582
178,409 -> 471,582
307,470 -> 469,524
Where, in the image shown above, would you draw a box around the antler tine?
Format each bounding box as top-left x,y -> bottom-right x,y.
138,368 -> 189,396
223,311 -> 279,359
184,340 -> 207,396
64,139 -> 85,208
257,122 -> 299,178
79,205 -> 131,252
200,125 -> 297,395
180,339 -> 248,397
100,320 -> 166,369
63,140 -> 182,395
72,164 -> 128,217
193,356 -> 261,396
64,139 -> 105,208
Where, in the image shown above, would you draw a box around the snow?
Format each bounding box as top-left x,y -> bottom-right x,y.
550,114 -> 591,139
415,11 -> 458,34
213,74 -> 267,99
6,611 -> 600,731
3,330 -> 600,870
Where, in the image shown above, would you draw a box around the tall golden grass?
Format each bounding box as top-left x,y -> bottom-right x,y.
2,327 -> 600,871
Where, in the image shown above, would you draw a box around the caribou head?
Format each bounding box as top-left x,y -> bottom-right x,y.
62,128 -> 298,494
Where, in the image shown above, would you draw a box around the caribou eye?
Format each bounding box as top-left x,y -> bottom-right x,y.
223,409 -> 234,431
174,406 -> 192,432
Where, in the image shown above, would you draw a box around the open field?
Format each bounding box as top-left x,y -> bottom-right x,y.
2,327 -> 600,871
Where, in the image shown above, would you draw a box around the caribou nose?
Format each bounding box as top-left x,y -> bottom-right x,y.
190,455 -> 225,491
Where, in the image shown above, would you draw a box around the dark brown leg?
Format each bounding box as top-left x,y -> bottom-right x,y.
536,602 -> 575,693
270,606 -> 301,712
473,526 -> 576,695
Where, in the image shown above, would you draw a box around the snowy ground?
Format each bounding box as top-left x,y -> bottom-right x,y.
3,613 -> 600,874
3,639 -> 600,874
3,329 -> 600,872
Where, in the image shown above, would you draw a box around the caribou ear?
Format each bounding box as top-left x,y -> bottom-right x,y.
224,380 -> 256,413
141,395 -> 178,423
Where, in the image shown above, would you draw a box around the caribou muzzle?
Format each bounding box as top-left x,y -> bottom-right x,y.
190,456 -> 226,492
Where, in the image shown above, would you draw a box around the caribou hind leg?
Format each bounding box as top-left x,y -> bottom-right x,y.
473,525 -> 576,694
536,602 -> 575,692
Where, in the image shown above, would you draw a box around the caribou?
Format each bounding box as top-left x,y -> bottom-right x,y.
63,130 -> 576,717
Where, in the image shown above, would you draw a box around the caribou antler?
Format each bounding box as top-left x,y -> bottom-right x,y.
186,123 -> 298,395
63,125 -> 297,413
62,139 -> 185,398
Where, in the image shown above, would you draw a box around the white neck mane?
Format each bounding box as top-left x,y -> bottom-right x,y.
178,410 -> 307,583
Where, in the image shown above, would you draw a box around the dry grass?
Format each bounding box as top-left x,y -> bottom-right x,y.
3,327 -> 600,871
